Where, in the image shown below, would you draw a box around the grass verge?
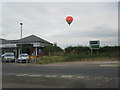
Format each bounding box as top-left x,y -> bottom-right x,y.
36,52 -> 118,64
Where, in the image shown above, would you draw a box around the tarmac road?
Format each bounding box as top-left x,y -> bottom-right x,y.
2,61 -> 119,88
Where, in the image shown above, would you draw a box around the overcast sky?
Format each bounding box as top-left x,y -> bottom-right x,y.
2,2 -> 118,48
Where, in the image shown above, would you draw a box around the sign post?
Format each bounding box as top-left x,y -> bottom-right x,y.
89,40 -> 100,55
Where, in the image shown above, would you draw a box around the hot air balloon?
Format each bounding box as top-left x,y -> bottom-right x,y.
66,16 -> 73,25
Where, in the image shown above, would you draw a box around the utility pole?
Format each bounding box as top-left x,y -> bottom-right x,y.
20,22 -> 23,63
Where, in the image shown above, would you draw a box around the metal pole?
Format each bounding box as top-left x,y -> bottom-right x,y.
20,23 -> 23,63
97,49 -> 98,55
35,47 -> 37,63
20,24 -> 22,54
91,49 -> 93,56
36,47 -> 37,56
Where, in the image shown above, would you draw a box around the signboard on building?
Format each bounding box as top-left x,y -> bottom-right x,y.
32,42 -> 45,47
89,40 -> 100,49
0,44 -> 16,48
33,43 -> 40,47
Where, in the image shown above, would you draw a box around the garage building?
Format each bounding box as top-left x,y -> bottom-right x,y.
0,35 -> 52,57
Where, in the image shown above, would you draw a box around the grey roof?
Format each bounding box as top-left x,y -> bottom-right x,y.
1,35 -> 52,45
0,38 -> 10,44
20,35 -> 52,44
9,40 -> 20,44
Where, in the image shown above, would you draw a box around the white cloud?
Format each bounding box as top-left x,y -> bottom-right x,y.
2,2 -> 118,48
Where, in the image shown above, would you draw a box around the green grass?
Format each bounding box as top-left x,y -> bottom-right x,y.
36,52 -> 118,64
36,56 -> 66,64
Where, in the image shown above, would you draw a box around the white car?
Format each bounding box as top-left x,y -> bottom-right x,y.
2,53 -> 15,62
18,53 -> 29,63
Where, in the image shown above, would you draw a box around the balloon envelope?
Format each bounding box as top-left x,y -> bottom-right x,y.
66,16 -> 73,25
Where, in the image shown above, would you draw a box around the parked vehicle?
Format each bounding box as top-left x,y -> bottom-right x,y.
2,53 -> 15,62
18,53 -> 29,63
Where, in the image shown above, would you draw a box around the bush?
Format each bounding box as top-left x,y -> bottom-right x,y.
43,44 -> 64,55
65,46 -> 119,56
65,46 -> 90,54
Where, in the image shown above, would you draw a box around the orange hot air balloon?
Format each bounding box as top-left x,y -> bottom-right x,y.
66,16 -> 73,25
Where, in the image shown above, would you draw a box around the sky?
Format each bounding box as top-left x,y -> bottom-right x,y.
1,2 -> 118,49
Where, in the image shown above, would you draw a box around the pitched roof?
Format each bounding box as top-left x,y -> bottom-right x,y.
1,35 -> 52,44
20,35 -> 51,44
9,40 -> 19,44
0,38 -> 10,44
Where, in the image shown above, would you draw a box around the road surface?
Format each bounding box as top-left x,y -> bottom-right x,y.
2,61 -> 119,88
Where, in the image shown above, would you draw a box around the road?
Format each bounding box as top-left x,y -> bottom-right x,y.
2,61 -> 119,88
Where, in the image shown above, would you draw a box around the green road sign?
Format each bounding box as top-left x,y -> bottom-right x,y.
91,45 -> 100,48
89,40 -> 100,49
90,41 -> 98,44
